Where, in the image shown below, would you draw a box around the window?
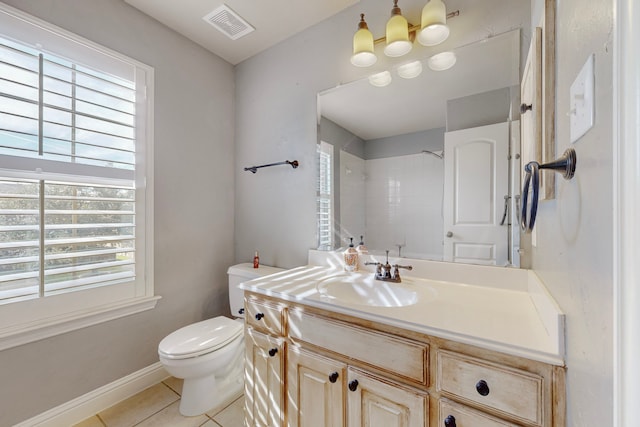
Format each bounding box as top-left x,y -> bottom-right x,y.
317,141 -> 333,250
0,5 -> 156,350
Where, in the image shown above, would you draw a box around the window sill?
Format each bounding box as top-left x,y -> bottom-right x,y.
0,295 -> 161,351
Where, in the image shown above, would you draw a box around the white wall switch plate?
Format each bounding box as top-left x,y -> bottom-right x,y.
570,54 -> 595,143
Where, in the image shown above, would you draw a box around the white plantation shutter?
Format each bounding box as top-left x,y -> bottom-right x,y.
317,141 -> 333,250
0,4 -> 155,349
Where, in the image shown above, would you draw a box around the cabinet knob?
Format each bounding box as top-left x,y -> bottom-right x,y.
328,372 -> 339,383
348,379 -> 359,392
268,347 -> 278,357
476,379 -> 490,396
238,308 -> 245,315
520,103 -> 533,114
444,415 -> 456,427
255,312 -> 264,320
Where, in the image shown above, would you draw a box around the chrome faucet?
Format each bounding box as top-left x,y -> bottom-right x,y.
365,250 -> 413,283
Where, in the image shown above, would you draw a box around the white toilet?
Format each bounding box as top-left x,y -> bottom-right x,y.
158,263 -> 284,416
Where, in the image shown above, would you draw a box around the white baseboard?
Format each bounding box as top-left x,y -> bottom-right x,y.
14,362 -> 169,427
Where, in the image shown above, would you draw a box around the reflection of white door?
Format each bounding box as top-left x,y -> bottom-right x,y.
443,122 -> 509,265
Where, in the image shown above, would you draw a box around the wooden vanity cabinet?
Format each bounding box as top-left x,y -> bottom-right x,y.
346,367 -> 428,427
244,296 -> 287,427
286,346 -> 346,427
243,292 -> 565,427
287,346 -> 427,427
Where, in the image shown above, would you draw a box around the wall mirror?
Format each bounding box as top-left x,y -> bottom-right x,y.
316,29 -> 528,267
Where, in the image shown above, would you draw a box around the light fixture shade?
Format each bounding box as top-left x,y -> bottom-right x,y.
418,0 -> 450,46
369,71 -> 392,87
428,51 -> 456,71
351,14 -> 377,67
397,61 -> 423,79
384,0 -> 412,57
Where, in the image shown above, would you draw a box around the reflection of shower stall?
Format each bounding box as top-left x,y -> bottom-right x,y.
359,152 -> 445,261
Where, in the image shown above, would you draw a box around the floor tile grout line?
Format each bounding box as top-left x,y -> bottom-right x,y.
161,379 -> 182,397
85,379 -> 242,427
124,383 -> 181,427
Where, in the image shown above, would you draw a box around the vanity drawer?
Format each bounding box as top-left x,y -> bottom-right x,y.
439,399 -> 519,427
288,309 -> 428,385
437,350 -> 543,425
245,296 -> 285,335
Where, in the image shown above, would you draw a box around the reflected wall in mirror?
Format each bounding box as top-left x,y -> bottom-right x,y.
317,29 -> 527,267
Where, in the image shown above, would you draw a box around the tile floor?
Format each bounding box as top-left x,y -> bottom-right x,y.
73,377 -> 244,427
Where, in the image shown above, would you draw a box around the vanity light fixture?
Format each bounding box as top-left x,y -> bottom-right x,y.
427,51 -> 456,71
350,0 -> 458,67
417,0 -> 450,46
384,0 -> 412,57
397,60 -> 423,79
369,71 -> 393,87
350,14 -> 377,67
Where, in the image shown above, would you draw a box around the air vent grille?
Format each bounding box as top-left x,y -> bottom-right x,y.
203,4 -> 255,40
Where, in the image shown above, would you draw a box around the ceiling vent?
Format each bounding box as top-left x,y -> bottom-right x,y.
203,4 -> 255,40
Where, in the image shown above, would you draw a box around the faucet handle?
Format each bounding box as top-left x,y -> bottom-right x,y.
391,264 -> 412,281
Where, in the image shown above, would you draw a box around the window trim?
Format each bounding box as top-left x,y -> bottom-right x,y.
0,3 -> 157,350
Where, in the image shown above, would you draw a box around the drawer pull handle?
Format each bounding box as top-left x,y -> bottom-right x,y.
476,379 -> 490,396
268,347 -> 278,357
348,380 -> 359,392
255,313 -> 265,320
444,415 -> 456,427
328,372 -> 339,383
238,308 -> 245,315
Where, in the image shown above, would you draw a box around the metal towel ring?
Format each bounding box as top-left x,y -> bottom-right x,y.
521,148 -> 577,233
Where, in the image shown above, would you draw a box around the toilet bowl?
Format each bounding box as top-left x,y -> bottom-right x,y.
158,263 -> 284,416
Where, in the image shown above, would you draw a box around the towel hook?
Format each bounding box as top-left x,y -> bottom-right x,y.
521,148 -> 577,233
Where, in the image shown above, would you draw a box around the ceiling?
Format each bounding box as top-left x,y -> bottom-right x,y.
124,0 -> 360,65
124,0 -> 528,140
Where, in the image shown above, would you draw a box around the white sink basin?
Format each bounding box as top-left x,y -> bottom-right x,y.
316,272 -> 419,307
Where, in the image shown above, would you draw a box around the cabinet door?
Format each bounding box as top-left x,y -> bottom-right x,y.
347,368 -> 427,427
439,399 -> 519,427
287,346 -> 346,427
245,328 -> 284,427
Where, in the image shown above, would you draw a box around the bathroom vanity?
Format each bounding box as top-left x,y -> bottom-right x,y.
241,253 -> 566,427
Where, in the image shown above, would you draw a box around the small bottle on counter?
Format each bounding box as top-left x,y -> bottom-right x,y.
343,238 -> 358,272
356,235 -> 368,255
253,251 -> 260,268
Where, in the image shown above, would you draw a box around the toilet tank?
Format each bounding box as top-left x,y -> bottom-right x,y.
227,263 -> 285,318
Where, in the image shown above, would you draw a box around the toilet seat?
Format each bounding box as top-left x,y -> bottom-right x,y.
158,316 -> 243,360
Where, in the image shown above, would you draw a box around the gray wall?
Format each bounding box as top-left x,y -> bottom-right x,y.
319,117 -> 365,158
235,0 -> 531,269
235,0 -> 614,426
0,1 -> 235,425
365,127 -> 444,160
446,86 -> 518,132
529,0 -> 614,425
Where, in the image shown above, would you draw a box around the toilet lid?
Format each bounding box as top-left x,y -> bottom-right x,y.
158,316 -> 243,360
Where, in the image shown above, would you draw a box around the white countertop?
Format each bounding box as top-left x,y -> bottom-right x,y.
240,254 -> 565,366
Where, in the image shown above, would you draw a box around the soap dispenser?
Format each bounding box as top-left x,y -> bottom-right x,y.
356,235 -> 368,255
343,237 -> 359,272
